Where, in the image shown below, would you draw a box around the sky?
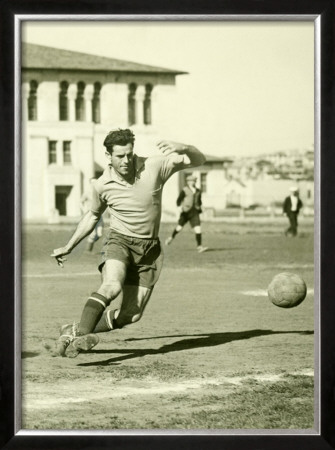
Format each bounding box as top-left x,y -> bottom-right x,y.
22,19 -> 315,158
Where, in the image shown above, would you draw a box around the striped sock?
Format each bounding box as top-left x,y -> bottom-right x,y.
78,292 -> 109,335
94,309 -> 120,333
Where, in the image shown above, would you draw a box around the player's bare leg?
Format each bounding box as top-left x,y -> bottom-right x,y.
94,284 -> 153,332
115,285 -> 153,327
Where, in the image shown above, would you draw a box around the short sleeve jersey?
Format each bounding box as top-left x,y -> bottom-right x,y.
90,153 -> 191,239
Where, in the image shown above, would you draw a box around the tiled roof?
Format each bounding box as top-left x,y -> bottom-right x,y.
21,42 -> 188,75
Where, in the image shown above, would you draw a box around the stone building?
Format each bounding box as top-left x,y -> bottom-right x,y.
21,42 -> 187,222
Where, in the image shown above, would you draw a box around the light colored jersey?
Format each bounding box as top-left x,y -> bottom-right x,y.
91,153 -> 191,238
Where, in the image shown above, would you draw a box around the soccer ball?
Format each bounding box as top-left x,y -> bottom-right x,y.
267,272 -> 307,308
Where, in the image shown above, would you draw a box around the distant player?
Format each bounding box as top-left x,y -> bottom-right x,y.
51,128 -> 206,357
165,174 -> 208,252
283,186 -> 303,237
80,178 -> 104,253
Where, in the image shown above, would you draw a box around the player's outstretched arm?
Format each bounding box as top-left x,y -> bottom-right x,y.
51,211 -> 101,267
157,140 -> 206,167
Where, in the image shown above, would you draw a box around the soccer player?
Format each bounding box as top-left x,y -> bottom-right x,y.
51,128 -> 206,357
283,186 -> 303,237
165,174 -> 208,252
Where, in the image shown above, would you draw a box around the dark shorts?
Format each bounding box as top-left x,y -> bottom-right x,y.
178,209 -> 201,228
99,229 -> 163,288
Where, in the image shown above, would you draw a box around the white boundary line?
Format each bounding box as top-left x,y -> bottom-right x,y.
23,370 -> 314,411
23,272 -> 99,278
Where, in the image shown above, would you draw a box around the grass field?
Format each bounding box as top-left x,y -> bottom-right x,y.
21,218 -> 315,432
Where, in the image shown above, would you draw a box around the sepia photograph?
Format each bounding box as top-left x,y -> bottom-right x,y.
18,15 -> 318,435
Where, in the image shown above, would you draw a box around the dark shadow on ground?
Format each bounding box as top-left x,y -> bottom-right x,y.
22,351 -> 40,359
183,248 -> 242,252
202,248 -> 242,252
77,329 -> 313,367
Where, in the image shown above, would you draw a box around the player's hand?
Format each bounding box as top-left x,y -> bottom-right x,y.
157,140 -> 186,156
50,247 -> 70,268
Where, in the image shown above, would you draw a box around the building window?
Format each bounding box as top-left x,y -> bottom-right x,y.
63,141 -> 72,164
92,82 -> 101,124
28,80 -> 38,121
144,83 -> 153,125
48,141 -> 57,164
200,173 -> 207,193
75,82 -> 85,121
227,190 -> 240,207
55,185 -> 73,216
128,83 -> 137,126
59,81 -> 69,121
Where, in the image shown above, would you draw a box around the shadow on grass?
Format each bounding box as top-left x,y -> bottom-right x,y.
77,329 -> 313,367
202,248 -> 242,252
22,351 -> 40,359
181,248 -> 242,252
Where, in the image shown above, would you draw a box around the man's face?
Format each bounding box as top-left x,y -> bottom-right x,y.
106,143 -> 134,178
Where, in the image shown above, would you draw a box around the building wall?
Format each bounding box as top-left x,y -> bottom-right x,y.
199,176 -> 314,216
246,179 -> 314,209
196,170 -> 227,211
22,68 -> 180,221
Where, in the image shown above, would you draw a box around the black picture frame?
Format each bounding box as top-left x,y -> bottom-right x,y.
1,0 -> 335,449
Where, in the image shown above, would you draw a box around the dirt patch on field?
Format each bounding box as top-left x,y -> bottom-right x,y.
21,224 -> 315,430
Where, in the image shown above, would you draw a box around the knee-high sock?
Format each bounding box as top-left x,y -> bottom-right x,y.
78,292 -> 109,335
195,233 -> 202,246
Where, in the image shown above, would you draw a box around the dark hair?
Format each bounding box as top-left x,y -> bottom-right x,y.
103,128 -> 135,153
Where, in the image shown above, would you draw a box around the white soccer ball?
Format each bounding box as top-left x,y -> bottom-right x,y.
268,272 -> 307,308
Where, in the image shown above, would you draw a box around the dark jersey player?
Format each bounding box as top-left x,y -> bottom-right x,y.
165,174 -> 208,252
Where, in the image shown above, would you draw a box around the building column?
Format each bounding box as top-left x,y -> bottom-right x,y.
68,84 -> 77,122
135,85 -> 145,126
85,84 -> 94,122
151,86 -> 159,126
21,82 -> 29,124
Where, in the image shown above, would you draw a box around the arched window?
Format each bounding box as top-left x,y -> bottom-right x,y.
28,80 -> 38,121
75,81 -> 85,121
128,83 -> 137,126
92,82 -> 101,124
59,81 -> 69,121
144,83 -> 153,125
